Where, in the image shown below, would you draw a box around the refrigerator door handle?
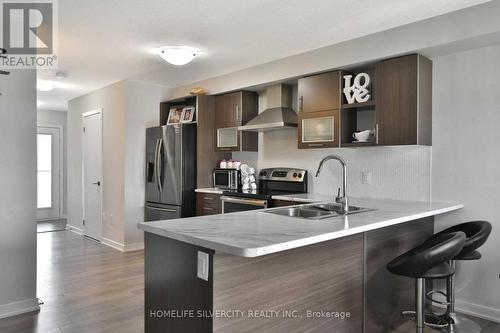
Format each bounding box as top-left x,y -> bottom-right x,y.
157,138 -> 163,193
153,138 -> 160,184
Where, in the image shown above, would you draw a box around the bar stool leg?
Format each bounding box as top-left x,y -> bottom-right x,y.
443,261 -> 481,333
416,278 -> 425,333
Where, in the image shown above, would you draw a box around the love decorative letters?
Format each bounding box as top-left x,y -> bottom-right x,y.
343,73 -> 371,104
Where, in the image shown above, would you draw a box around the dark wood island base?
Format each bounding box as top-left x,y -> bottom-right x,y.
145,217 -> 433,333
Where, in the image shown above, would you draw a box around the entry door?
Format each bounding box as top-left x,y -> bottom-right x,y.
82,110 -> 103,241
37,126 -> 61,220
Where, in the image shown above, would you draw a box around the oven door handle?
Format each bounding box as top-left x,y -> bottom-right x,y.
220,196 -> 268,207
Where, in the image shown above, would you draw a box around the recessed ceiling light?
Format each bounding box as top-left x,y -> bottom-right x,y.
155,46 -> 199,66
37,80 -> 56,92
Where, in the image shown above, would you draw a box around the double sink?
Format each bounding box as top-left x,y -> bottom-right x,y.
264,203 -> 374,220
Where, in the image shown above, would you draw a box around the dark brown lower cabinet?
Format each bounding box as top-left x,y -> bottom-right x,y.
144,217 -> 434,333
196,193 -> 222,216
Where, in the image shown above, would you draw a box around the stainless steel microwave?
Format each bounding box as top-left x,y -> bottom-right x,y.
213,168 -> 240,189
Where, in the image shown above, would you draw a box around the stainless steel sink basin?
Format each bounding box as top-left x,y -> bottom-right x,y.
264,203 -> 374,220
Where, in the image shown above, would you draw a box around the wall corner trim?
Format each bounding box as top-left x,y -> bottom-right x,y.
101,237 -> 144,253
66,225 -> 83,235
0,298 -> 40,320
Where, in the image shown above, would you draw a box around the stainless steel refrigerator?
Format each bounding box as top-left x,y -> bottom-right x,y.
145,124 -> 196,222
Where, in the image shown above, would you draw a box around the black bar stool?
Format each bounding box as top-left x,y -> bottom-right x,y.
387,232 -> 466,333
426,221 -> 492,333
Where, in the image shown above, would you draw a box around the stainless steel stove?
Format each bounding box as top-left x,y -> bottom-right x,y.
221,168 -> 307,214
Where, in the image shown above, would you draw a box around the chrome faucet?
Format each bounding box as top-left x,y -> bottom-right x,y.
315,155 -> 349,214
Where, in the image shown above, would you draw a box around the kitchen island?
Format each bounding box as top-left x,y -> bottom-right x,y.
138,197 -> 462,333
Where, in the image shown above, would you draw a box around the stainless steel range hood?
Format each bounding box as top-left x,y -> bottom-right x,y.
238,84 -> 297,132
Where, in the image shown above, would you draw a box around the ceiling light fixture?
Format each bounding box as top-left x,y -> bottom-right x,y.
156,46 -> 199,66
37,80 -> 56,92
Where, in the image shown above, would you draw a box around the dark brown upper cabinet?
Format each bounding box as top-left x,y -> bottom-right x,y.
215,91 -> 258,127
298,71 -> 341,113
375,54 -> 432,146
214,91 -> 258,152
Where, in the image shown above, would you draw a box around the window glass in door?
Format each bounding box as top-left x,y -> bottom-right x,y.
37,134 -> 52,208
37,126 -> 61,220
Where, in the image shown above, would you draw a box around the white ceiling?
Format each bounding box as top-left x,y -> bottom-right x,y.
38,0 -> 489,111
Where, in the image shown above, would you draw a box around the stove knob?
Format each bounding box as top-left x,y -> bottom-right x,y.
298,173 -> 303,178
293,173 -> 298,178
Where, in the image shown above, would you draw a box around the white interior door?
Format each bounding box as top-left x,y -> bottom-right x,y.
83,110 -> 103,241
37,126 -> 61,220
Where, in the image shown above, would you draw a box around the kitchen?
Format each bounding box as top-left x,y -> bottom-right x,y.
140,52 -> 492,333
2,1 -> 499,333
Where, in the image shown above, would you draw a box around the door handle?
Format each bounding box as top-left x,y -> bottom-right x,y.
235,105 -> 241,121
153,138 -> 160,183
92,181 -> 101,186
157,138 -> 163,193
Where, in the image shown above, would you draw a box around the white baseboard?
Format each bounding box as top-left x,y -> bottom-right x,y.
66,224 -> 83,235
101,237 -> 143,252
124,242 -> 144,252
0,298 -> 40,319
455,299 -> 500,324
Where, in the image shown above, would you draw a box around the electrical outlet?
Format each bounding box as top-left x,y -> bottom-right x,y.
362,171 -> 371,184
197,251 -> 209,281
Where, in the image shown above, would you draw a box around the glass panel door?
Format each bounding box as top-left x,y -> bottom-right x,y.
302,116 -> 334,142
37,126 -> 61,220
37,134 -> 52,208
217,127 -> 238,148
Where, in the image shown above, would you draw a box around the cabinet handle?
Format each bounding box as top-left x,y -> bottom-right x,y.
308,143 -> 325,147
235,105 -> 241,121
375,123 -> 379,145
299,96 -> 304,112
203,207 -> 215,211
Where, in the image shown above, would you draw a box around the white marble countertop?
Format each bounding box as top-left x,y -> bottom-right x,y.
195,188 -> 224,195
138,196 -> 463,258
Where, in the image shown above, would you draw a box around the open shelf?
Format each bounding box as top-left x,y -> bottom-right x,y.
341,100 -> 376,110
340,106 -> 376,147
341,141 -> 376,148
160,96 -> 197,126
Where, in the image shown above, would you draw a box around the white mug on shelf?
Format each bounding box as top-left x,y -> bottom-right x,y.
352,130 -> 372,142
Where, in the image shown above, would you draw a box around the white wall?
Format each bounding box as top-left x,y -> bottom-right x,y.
0,70 -> 39,318
432,44 -> 500,322
123,81 -> 168,247
68,81 -> 127,243
67,80 -> 168,250
37,109 -> 68,216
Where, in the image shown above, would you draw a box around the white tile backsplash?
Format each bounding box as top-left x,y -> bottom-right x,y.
233,129 -> 431,201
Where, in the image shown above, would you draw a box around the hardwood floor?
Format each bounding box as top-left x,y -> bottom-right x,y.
0,231 -> 144,333
37,219 -> 67,233
0,230 -> 497,333
393,313 -> 500,333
